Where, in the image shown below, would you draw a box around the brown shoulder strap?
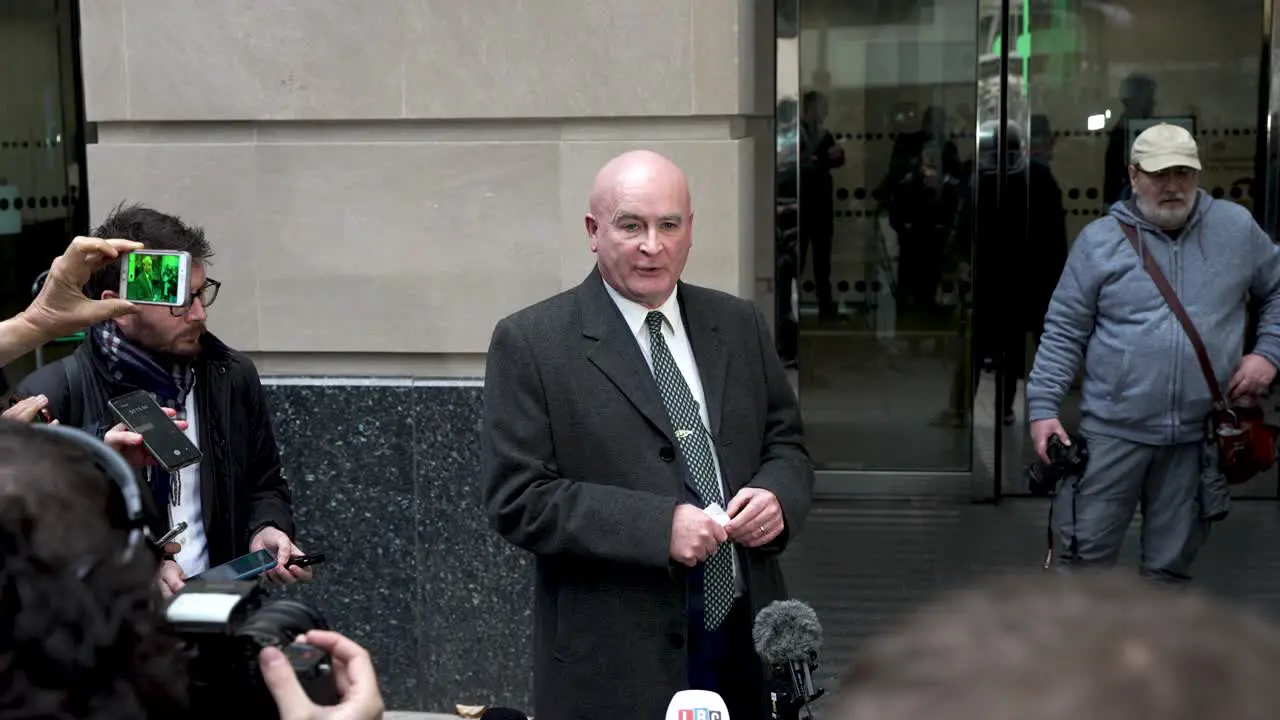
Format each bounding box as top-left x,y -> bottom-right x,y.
1118,220 -> 1225,409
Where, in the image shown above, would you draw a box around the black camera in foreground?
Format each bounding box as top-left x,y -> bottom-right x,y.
166,579 -> 340,719
1025,433 -> 1089,496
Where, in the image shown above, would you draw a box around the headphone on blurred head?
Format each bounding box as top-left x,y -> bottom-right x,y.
28,423 -> 153,573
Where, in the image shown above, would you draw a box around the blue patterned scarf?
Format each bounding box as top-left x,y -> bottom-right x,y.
90,322 -> 196,512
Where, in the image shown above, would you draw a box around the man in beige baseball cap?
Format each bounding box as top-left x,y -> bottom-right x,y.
1027,119 -> 1280,586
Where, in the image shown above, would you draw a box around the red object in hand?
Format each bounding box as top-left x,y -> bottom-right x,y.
828,143 -> 846,167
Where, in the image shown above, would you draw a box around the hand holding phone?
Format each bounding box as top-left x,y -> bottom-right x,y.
107,391 -> 201,473
17,237 -> 142,354
286,552 -> 326,569
251,526 -> 315,586
104,406 -> 189,470
4,395 -> 54,424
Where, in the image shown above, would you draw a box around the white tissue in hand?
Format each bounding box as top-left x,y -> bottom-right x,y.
703,503 -> 730,527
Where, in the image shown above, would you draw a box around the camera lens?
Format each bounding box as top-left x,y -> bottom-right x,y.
234,599 -> 329,648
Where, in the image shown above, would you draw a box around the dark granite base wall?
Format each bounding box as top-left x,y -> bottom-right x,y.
261,380 -> 533,714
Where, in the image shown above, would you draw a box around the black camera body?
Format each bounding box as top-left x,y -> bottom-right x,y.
1025,433 -> 1089,496
166,579 -> 339,719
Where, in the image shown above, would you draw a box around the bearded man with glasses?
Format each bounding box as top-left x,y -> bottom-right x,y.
15,203 -> 310,599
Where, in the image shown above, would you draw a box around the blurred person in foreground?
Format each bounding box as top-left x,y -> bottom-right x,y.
0,420 -> 187,719
16,203 -> 310,599
834,571 -> 1280,720
0,420 -> 385,720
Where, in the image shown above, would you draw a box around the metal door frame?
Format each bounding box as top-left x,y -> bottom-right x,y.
1260,0 -> 1280,500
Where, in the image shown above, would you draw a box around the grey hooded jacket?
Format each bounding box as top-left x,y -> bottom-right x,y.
1027,189 -> 1280,445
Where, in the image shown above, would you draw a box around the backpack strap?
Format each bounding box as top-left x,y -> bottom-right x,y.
62,351 -> 85,428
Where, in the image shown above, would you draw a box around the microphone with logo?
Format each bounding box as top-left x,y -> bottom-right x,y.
665,689 -> 731,720
753,599 -> 825,720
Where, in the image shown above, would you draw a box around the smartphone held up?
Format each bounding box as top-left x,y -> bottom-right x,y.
107,390 -> 202,473
118,249 -> 192,307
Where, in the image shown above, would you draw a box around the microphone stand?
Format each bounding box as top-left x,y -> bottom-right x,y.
766,654 -> 824,720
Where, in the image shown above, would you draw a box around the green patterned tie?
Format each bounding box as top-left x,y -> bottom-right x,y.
645,310 -> 734,630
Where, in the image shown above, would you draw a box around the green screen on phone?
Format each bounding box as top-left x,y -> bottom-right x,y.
124,253 -> 182,304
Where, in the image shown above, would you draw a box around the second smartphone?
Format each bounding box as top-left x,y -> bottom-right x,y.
107,390 -> 202,473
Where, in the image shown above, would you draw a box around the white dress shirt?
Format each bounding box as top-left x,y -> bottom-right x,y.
170,388 -> 209,576
603,279 -> 742,593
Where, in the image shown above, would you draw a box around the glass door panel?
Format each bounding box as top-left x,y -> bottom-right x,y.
790,0 -> 981,475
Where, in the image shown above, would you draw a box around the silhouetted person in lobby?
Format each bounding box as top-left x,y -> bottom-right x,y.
1030,113 -> 1055,165
776,98 -> 801,365
1103,74 -> 1157,205
834,571 -> 1280,720
884,105 -> 960,189
775,199 -> 800,367
481,150 -> 814,720
883,106 -> 962,312
935,121 -> 1067,427
1028,124 -> 1280,583
798,90 -> 844,319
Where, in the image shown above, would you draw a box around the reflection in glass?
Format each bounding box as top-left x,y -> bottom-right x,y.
790,0 -> 978,472
775,0 -> 800,370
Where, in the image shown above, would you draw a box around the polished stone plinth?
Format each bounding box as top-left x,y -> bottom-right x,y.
261,379 -> 533,714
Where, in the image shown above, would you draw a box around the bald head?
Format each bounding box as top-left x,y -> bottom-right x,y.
585,150 -> 694,309
589,150 -> 691,219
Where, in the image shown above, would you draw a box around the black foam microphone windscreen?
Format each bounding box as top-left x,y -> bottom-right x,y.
752,599 -> 823,665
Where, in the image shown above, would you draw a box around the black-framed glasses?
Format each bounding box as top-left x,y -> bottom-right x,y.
170,279 -> 221,317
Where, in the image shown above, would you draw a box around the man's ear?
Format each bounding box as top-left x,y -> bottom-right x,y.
585,214 -> 600,252
101,290 -> 120,300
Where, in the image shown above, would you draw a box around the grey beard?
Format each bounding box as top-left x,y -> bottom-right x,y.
1136,195 -> 1192,231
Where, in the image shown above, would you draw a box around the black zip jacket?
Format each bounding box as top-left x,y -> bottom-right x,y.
15,332 -> 295,566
